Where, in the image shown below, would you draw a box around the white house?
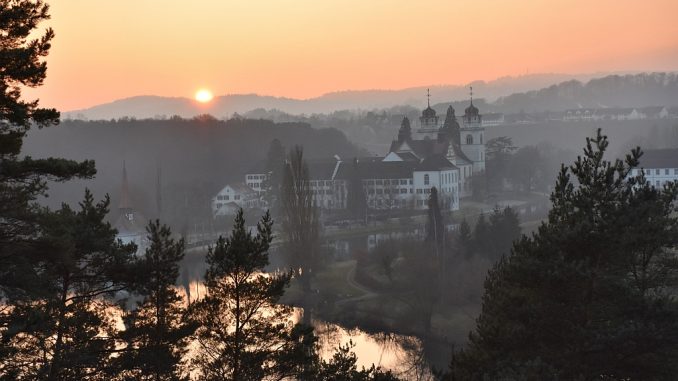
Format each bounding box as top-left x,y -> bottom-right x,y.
212,183 -> 260,216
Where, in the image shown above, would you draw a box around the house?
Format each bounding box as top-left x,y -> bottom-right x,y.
212,183 -> 260,216
629,148 -> 678,189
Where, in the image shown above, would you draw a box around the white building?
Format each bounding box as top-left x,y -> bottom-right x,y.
631,148 -> 678,189
212,183 -> 260,216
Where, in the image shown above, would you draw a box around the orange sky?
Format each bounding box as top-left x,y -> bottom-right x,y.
25,0 -> 678,111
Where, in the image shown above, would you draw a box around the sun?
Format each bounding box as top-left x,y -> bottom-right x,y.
195,89 -> 214,103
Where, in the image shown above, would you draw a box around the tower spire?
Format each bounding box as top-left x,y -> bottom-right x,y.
470,86 -> 473,105
119,160 -> 131,210
427,88 -> 430,107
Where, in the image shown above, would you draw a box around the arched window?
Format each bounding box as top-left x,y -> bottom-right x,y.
424,174 -> 429,185
466,134 -> 473,145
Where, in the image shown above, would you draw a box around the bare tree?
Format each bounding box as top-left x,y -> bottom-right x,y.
280,146 -> 321,294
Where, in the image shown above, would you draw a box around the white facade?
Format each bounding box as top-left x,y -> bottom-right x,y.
212,184 -> 259,216
635,168 -> 678,189
245,173 -> 267,194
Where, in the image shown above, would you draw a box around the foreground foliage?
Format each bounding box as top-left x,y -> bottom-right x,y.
448,130 -> 678,380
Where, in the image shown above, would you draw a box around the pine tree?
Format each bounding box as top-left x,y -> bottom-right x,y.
449,130 -> 678,379
0,0 -> 96,303
115,220 -> 193,381
190,209 -> 314,381
1,190 -> 137,380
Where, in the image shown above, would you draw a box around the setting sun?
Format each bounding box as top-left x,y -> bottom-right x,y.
195,89 -> 213,103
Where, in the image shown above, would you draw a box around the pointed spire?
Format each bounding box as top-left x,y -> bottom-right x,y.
470,86 -> 473,105
119,161 -> 131,210
427,88 -> 430,107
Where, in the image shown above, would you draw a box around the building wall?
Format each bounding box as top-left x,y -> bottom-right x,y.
460,127 -> 486,173
636,168 -> 678,188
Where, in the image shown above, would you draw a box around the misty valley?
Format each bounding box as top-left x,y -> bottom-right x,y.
3,1 -> 678,380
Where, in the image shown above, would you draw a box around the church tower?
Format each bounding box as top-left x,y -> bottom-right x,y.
417,89 -> 439,139
460,87 -> 485,173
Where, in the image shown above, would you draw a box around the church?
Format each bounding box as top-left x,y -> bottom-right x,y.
237,90 -> 486,214
387,89 -> 486,197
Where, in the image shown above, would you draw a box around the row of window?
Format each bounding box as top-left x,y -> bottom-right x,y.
216,195 -> 240,201
246,182 -> 261,189
246,174 -> 266,180
364,179 -> 413,186
639,168 -> 678,176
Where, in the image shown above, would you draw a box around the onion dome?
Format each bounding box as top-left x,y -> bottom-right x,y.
422,105 -> 437,119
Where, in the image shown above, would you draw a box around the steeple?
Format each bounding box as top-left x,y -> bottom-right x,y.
119,161 -> 131,210
439,105 -> 461,144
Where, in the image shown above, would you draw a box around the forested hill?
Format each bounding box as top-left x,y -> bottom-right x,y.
23,117 -> 365,225
493,72 -> 678,112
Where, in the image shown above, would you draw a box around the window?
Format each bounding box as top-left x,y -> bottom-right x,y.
656,169 -> 660,175
409,179 -> 413,185
224,195 -> 230,201
216,203 -> 222,208
466,134 -> 473,145
675,169 -> 678,175
400,189 -> 407,194
367,180 -> 375,185
480,134 -> 483,144
376,180 -> 383,185
384,189 -> 390,194
410,189 -> 413,193
424,174 -> 429,185
400,179 -> 407,185
391,180 -> 399,185
416,189 -> 423,194
665,169 -> 670,175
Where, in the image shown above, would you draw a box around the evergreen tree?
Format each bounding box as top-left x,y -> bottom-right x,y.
449,130 -> 678,379
471,213 -> 489,256
456,218 -> 473,260
0,0 -> 95,303
190,209 -> 314,381
1,191 -> 137,380
346,158 -> 367,221
486,206 -> 521,262
114,220 -> 193,381
426,187 -> 445,249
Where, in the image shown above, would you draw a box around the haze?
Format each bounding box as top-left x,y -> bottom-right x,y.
30,0 -> 678,111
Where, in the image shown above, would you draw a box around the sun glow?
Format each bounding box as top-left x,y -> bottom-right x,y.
195,89 -> 214,103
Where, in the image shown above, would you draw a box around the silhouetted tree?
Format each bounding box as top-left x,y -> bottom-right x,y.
1,191 -> 137,380
346,158 -> 367,221
449,130 -> 678,379
456,218 -> 473,260
190,209 -> 314,381
114,220 -> 193,381
280,146 -> 321,293
486,206 -> 521,262
0,0 -> 95,313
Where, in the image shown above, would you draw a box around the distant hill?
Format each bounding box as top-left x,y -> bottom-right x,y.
493,72 -> 678,112
64,72 -> 609,120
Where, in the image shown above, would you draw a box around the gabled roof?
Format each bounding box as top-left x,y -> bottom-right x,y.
218,183 -> 255,195
415,155 -> 458,172
335,160 -> 418,180
640,149 -> 678,169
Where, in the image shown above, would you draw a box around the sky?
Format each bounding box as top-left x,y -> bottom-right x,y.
25,0 -> 678,111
